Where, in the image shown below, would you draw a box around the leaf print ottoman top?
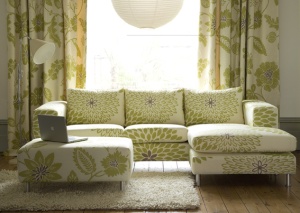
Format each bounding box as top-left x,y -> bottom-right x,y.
67,89 -> 125,125
188,124 -> 297,153
125,89 -> 185,126
17,137 -> 133,183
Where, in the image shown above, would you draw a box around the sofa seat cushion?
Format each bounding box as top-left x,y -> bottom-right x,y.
67,124 -> 124,137
125,89 -> 185,126
67,88 -> 125,125
188,124 -> 297,153
184,87 -> 244,126
124,124 -> 187,143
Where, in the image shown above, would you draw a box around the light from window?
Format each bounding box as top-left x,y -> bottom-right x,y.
86,0 -> 200,90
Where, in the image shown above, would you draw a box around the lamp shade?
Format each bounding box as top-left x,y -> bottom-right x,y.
111,0 -> 184,29
30,39 -> 55,64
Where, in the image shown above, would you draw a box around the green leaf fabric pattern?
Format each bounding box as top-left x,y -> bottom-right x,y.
73,148 -> 97,175
192,130 -> 262,153
67,170 -> 79,182
67,89 -> 125,125
133,143 -> 189,161
18,151 -> 62,182
124,127 -> 185,143
125,90 -> 185,126
222,154 -> 296,174
192,156 -> 212,164
184,87 -> 243,126
253,107 -> 278,127
91,129 -> 124,137
188,124 -> 296,153
17,138 -> 134,183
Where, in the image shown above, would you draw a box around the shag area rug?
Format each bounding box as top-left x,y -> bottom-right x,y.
0,170 -> 200,211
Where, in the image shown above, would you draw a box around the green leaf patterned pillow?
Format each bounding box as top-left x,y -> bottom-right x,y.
184,87 -> 244,126
125,89 -> 185,126
67,89 -> 125,125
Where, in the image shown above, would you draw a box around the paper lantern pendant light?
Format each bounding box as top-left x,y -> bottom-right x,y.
111,0 -> 184,29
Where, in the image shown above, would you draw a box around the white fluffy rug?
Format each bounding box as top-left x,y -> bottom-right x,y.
0,170 -> 200,211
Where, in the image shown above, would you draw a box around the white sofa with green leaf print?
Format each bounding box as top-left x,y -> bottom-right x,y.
32,87 -> 297,186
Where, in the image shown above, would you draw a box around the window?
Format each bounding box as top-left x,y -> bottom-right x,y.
86,1 -> 200,90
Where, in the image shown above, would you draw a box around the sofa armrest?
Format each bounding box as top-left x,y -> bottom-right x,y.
32,101 -> 67,138
243,100 -> 278,128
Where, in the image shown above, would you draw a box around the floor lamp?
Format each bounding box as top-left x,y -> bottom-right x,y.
17,37 -> 55,146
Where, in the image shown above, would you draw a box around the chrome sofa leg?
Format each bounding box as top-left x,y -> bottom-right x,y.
196,174 -> 200,187
120,181 -> 125,191
286,174 -> 291,187
26,182 -> 30,192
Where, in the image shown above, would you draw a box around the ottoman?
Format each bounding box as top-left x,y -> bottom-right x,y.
188,124 -> 297,187
17,137 -> 133,191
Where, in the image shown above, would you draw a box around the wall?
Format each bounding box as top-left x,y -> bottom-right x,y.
279,0 -> 300,148
279,0 -> 300,117
0,1 -> 300,151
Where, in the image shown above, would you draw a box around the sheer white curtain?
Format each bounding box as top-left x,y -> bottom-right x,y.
86,0 -> 199,90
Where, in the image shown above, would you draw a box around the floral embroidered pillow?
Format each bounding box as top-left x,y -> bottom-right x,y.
67,89 -> 125,125
184,87 -> 244,126
125,89 -> 185,126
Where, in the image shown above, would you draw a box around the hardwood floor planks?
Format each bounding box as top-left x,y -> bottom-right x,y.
1,151 -> 300,213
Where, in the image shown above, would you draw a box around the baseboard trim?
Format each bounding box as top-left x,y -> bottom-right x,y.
0,119 -> 7,125
280,117 -> 300,123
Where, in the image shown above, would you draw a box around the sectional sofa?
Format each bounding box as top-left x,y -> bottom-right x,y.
32,87 -> 297,186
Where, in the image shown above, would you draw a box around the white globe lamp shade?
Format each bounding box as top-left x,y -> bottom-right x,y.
111,0 -> 184,29
30,39 -> 55,64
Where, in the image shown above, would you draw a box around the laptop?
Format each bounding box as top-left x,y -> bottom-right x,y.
38,115 -> 88,143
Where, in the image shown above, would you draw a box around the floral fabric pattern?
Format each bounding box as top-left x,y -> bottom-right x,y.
184,87 -> 243,126
133,143 -> 189,161
101,150 -> 128,177
189,150 -> 296,175
67,89 -> 125,125
125,90 -> 185,126
6,0 -> 87,155
124,127 -> 186,143
198,0 -> 280,107
18,151 -> 62,182
17,138 -> 133,183
222,154 -> 296,174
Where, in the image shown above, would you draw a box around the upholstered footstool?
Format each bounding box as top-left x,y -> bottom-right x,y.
188,124 -> 297,186
17,137 -> 133,191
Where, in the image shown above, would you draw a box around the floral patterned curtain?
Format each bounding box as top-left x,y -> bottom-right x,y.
6,0 -> 87,156
198,0 -> 280,106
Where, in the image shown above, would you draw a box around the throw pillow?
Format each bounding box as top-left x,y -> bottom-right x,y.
67,88 -> 125,125
184,87 -> 244,126
125,89 -> 185,126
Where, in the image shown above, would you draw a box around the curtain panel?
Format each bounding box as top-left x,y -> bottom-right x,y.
6,0 -> 87,156
198,0 -> 280,107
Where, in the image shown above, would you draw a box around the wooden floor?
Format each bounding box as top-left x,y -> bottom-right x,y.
1,151 -> 300,213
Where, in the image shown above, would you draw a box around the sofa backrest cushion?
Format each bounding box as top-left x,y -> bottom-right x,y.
67,88 -> 125,125
184,87 -> 244,126
125,89 -> 185,126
